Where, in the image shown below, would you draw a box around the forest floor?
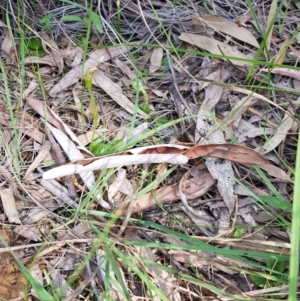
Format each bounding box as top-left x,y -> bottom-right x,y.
0,1 -> 299,300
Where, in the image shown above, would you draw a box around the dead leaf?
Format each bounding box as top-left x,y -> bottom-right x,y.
201,68 -> 230,109
193,16 -> 259,48
0,187 -> 21,224
23,81 -> 38,98
49,269 -> 73,298
44,123 -> 110,209
25,96 -> 61,129
150,88 -> 169,98
92,70 -> 149,118
251,163 -> 291,181
96,249 -> 122,292
0,20 -> 7,27
49,46 -> 128,97
289,45 -> 300,60
77,129 -> 107,146
14,225 -> 42,241
235,6 -> 258,27
22,199 -> 57,224
152,164 -> 168,190
260,67 -> 300,80
30,264 -> 44,298
172,250 -> 238,275
115,122 -> 149,145
134,239 -> 181,301
238,126 -> 274,143
185,143 -> 268,165
24,141 -> 52,179
272,39 -> 289,64
24,55 -> 57,67
1,27 -> 16,63
179,33 -> 253,66
0,166 -> 18,196
207,157 -> 235,215
114,58 -> 136,80
40,33 -> 64,74
25,96 -> 93,156
196,102 -> 235,216
39,178 -> 77,208
108,168 -> 133,206
116,173 -> 215,215
256,106 -> 294,154
149,48 -> 163,74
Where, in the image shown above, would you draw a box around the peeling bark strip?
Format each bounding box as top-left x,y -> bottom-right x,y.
42,141 -> 278,181
43,154 -> 189,179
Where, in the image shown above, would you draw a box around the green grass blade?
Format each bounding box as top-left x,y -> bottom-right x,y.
288,128 -> 300,300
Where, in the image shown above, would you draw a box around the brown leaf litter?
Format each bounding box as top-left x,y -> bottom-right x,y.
0,0 -> 298,300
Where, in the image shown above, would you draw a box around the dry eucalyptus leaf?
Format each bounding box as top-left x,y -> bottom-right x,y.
22,199 -> 58,224
260,67 -> 300,80
235,6 -> 258,27
96,249 -> 120,292
40,33 -> 64,74
197,107 -> 235,215
25,96 -> 93,156
24,141 -> 52,179
39,179 -> 77,208
14,225 -> 42,241
108,168 -> 133,205
273,39 -> 289,64
49,269 -> 73,298
249,163 -> 290,181
92,70 -> 149,118
1,27 -> 16,63
185,143 -> 268,165
201,68 -> 230,109
116,173 -> 215,215
135,243 -> 181,301
0,166 -> 18,196
24,55 -> 57,67
115,122 -> 149,145
0,187 -> 21,224
179,33 -> 253,66
30,264 -> 43,298
256,106 -> 294,154
149,48 -> 163,74
49,46 -> 128,97
127,143 -> 190,155
265,0 -> 277,53
23,81 -> 38,98
193,16 -> 259,48
114,58 -> 136,80
45,123 -> 110,209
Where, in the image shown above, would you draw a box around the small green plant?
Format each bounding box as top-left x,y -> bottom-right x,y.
61,11 -> 103,34
26,37 -> 44,56
89,136 -> 124,156
40,13 -> 54,32
84,68 -> 98,142
131,69 -> 150,114
251,259 -> 287,288
233,226 -> 246,238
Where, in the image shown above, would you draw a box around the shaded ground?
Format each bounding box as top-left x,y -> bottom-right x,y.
0,0 -> 298,300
